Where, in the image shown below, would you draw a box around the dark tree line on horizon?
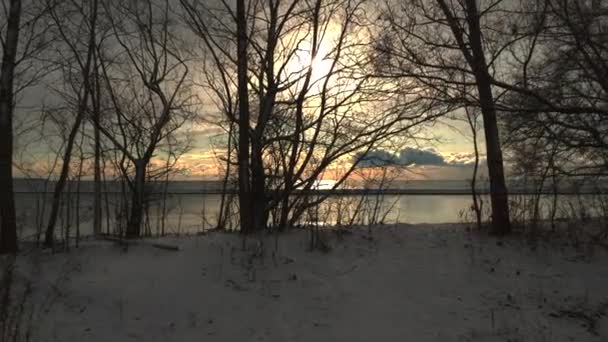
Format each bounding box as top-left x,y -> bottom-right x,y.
1,0 -> 608,254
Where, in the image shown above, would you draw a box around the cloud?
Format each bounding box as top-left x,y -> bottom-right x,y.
398,147 -> 446,166
444,152 -> 484,166
354,148 -> 486,169
354,150 -> 399,167
189,125 -> 224,137
354,147 -> 447,168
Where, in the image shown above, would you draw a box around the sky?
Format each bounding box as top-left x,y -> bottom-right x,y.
170,116 -> 488,181
13,81 -> 487,182
10,0 -> 491,183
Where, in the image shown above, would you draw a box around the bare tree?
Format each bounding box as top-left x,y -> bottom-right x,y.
499,0 -> 608,179
0,0 -> 22,254
95,0 -> 191,238
181,0 -> 441,233
92,44 -> 103,236
444,0 -> 510,235
376,0 -> 512,235
464,106 -> 484,230
43,0 -> 99,247
236,0 -> 253,233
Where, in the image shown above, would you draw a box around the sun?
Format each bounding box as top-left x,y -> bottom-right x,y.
291,47 -> 332,81
281,30 -> 337,91
308,45 -> 334,84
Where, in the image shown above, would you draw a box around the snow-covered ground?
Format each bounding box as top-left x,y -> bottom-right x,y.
8,224 -> 608,341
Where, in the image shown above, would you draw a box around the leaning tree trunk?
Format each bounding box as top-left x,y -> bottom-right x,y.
45,0 -> 98,247
0,0 -> 22,254
465,0 -> 511,235
472,60 -> 511,236
44,113 -> 86,247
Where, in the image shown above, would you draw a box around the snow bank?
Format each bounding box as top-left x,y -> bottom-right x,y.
12,224 -> 608,341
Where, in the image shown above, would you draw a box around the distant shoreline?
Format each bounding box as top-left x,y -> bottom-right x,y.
12,178 -> 608,196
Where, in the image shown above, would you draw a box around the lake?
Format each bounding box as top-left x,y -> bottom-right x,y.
14,189 -> 607,240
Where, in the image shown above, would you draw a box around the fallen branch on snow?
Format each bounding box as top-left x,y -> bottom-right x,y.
98,235 -> 179,251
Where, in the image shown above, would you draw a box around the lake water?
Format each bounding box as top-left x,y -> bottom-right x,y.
14,190 -> 607,241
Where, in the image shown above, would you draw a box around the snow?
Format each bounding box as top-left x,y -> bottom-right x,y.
9,224 -> 608,341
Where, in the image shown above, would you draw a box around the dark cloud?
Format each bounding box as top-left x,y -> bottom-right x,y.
354,147 -> 481,168
398,147 -> 445,166
354,150 -> 399,168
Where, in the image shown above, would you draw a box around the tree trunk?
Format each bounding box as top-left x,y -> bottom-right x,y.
93,125 -> 102,235
0,0 -> 22,254
44,113 -> 86,247
45,0 -> 98,247
473,66 -> 511,236
464,0 -> 511,235
160,169 -> 169,236
101,152 -> 111,234
236,0 -> 252,234
76,144 -> 84,247
93,58 -> 102,236
278,195 -> 290,230
217,123 -> 234,230
64,177 -> 72,250
469,113 -> 483,231
127,160 -> 146,238
251,139 -> 266,231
